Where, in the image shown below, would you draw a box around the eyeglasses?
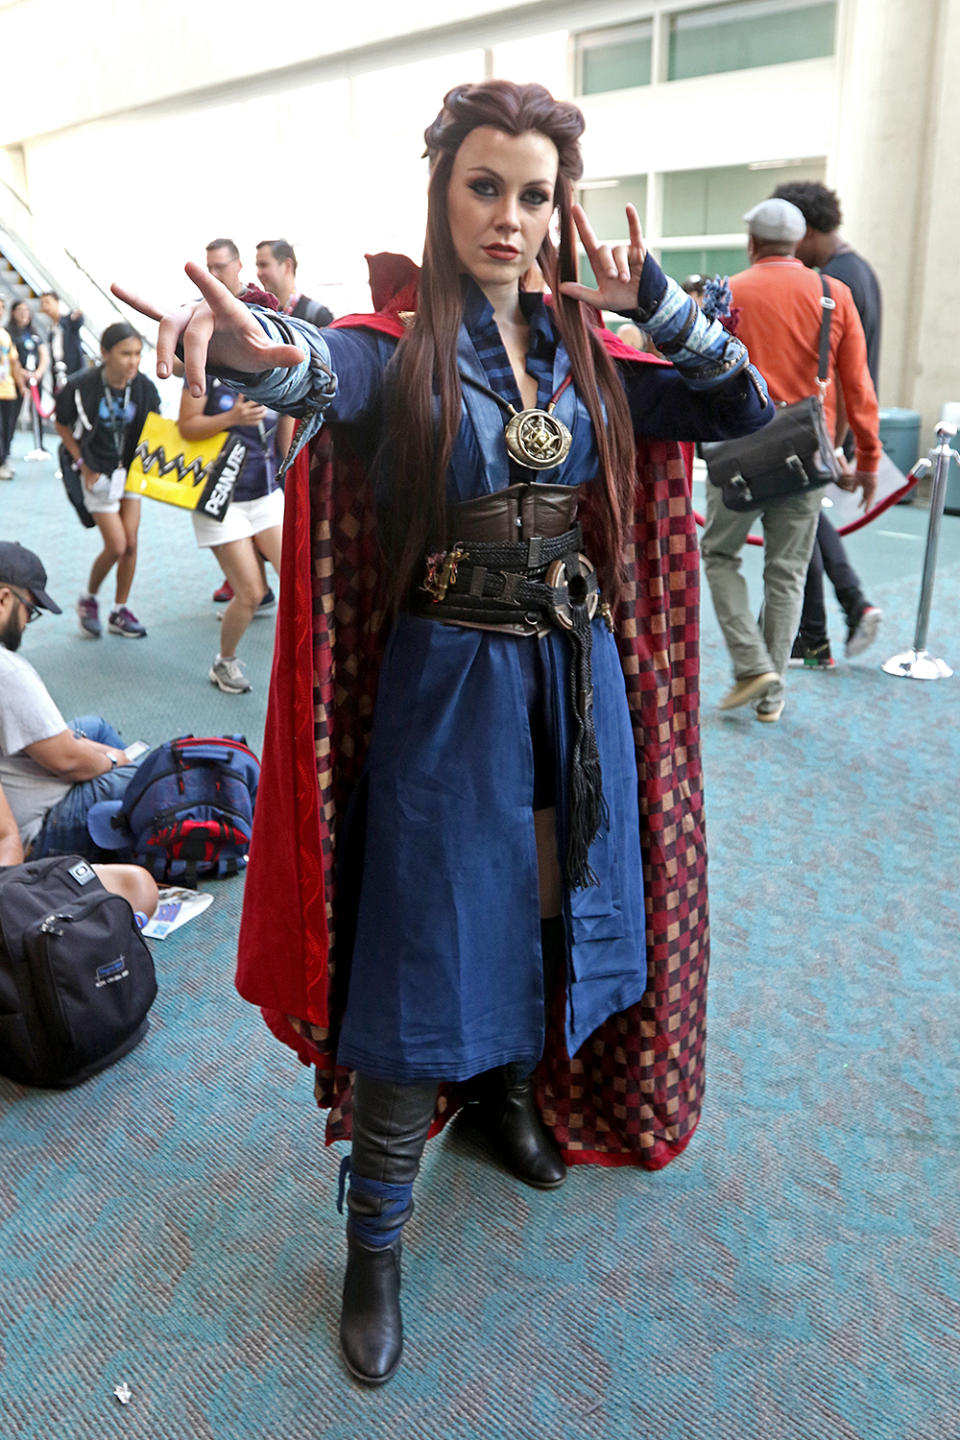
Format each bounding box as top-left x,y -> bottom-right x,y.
2,584 -> 42,623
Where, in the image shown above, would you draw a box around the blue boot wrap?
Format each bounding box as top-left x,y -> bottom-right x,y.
337,1155 -> 413,1249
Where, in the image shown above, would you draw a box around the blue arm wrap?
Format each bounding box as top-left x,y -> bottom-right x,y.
209,307 -> 338,476
620,253 -> 749,392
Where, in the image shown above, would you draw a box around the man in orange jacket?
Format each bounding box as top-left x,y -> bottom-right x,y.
701,198 -> 880,723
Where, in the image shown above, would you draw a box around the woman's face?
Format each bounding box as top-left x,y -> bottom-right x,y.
102,337 -> 142,385
446,126 -> 559,294
11,302 -> 30,329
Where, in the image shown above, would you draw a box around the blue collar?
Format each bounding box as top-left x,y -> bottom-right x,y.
460,277 -> 555,356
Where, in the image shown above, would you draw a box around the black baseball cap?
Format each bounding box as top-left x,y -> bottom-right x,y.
0,541 -> 62,613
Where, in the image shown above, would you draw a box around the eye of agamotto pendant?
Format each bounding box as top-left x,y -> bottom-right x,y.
503,409 -> 573,471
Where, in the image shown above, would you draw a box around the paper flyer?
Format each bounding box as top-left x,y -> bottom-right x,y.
142,887 -> 215,940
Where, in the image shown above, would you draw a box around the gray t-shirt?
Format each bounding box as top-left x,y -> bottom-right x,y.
0,650 -> 73,844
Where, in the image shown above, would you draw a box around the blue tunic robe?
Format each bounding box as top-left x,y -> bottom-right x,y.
277,280 -> 769,1084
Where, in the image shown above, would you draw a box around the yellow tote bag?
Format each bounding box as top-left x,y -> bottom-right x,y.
125,414 -> 248,522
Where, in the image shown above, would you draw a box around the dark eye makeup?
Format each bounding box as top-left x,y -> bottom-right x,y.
466,179 -> 552,206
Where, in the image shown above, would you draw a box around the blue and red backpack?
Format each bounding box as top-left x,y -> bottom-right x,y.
87,734 -> 260,886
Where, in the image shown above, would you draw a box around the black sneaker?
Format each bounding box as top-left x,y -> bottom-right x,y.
788,636 -> 836,669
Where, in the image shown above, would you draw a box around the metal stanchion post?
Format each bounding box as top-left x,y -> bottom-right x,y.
883,421 -> 957,680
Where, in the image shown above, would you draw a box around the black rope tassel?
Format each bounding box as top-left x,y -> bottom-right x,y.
565,601 -> 608,890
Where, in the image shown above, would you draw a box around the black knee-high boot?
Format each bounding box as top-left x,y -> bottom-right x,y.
338,1072 -> 436,1385
469,916 -> 567,1190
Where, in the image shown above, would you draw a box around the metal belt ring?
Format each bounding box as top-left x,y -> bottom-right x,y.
545,554 -> 599,630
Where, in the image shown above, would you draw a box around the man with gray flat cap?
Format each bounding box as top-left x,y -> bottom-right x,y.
0,540 -> 143,857
701,198 -> 879,723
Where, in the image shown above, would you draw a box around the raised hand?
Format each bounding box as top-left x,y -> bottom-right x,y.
558,203 -> 647,313
111,261 -> 307,397
229,397 -> 268,426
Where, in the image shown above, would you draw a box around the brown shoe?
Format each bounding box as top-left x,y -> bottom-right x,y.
718,672 -> 779,710
755,700 -> 785,723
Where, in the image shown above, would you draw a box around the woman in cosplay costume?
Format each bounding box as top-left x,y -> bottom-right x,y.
115,82 -> 773,1385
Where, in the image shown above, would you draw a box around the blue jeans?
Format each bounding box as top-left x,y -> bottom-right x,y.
31,715 -> 140,859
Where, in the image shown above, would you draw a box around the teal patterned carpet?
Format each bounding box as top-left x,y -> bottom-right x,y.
1,434 -> 958,1440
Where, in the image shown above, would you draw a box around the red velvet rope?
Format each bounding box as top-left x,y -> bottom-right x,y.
693,471 -> 921,545
28,379 -> 55,420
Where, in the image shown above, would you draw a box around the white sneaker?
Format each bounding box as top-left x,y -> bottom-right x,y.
845,605 -> 883,658
209,654 -> 251,694
0,462 -> 14,480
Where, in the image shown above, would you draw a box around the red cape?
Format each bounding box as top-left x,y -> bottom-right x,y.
236,258 -> 706,1170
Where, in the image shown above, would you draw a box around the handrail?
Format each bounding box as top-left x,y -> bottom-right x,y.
0,177 -> 154,359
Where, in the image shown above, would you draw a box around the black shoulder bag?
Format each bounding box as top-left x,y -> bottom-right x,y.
701,275 -> 842,512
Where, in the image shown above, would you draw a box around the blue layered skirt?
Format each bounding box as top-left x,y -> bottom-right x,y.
335,612 -> 646,1083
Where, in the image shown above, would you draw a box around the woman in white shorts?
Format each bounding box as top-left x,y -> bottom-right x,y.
178,381 -> 287,693
54,324 -> 160,639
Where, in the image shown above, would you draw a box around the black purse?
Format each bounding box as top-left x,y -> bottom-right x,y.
701,276 -> 842,512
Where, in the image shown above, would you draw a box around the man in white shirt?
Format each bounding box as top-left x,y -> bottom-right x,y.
0,542 -> 138,856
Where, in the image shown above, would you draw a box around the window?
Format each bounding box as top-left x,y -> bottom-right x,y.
575,20 -> 653,94
658,246 -> 749,285
662,159 -> 826,235
579,176 -> 649,241
668,0 -> 836,81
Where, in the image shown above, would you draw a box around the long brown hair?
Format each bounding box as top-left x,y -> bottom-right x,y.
382,80 -> 637,613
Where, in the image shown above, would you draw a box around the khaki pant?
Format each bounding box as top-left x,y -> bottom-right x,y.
701,482 -> 823,711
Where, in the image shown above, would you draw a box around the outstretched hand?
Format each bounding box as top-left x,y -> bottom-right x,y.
558,203 -> 647,314
110,262 -> 307,396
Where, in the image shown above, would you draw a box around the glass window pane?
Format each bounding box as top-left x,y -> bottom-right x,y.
579,177 -> 648,241
662,159 -> 826,235
576,252 -> 598,293
577,21 -> 652,94
658,247 -> 750,285
668,1 -> 836,81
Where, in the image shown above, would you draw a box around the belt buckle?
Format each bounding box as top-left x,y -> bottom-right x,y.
545,553 -> 598,631
422,546 -> 467,603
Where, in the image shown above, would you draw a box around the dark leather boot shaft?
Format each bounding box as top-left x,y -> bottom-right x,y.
486,1078 -> 567,1189
339,1075 -> 437,1385
340,1234 -> 404,1385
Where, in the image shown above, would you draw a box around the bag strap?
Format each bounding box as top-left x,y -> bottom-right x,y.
817,275 -> 835,389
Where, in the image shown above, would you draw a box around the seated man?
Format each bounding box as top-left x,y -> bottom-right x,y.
0,777 -> 159,918
0,541 -> 142,859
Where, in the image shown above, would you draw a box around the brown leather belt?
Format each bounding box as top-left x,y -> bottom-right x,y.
444,481 -> 581,545
412,483 -> 596,637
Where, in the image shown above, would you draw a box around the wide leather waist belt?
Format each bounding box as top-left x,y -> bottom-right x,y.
414,525 -> 608,636
445,482 -> 581,545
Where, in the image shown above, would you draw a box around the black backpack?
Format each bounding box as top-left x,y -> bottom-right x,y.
0,856 -> 157,1087
58,444 -> 97,529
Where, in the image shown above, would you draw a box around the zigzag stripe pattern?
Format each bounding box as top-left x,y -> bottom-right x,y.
133,442 -> 210,487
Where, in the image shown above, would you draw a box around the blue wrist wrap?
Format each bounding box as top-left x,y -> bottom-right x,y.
212,307 -> 338,477
620,253 -> 749,391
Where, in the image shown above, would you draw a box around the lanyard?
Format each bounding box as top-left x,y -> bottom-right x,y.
102,380 -> 131,467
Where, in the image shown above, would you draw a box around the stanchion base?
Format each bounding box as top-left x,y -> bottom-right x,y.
24,449 -> 51,462
882,648 -> 953,680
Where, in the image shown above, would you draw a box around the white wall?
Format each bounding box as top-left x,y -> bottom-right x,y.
0,0 -> 514,143
833,0 -> 960,434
